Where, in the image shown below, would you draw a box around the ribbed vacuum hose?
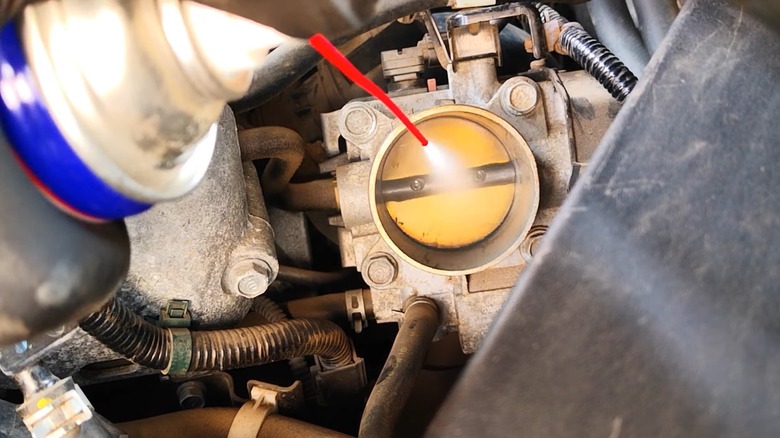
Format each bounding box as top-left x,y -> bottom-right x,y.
189,319 -> 352,371
253,297 -> 289,324
81,298 -> 353,373
252,297 -> 317,400
80,298 -> 171,370
560,26 -> 637,102
535,3 -> 637,103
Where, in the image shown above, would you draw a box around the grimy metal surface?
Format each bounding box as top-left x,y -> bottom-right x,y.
428,0 -> 780,436
0,109 -> 258,387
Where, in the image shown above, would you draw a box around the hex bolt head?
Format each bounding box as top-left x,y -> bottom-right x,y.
363,254 -> 398,288
504,80 -> 539,116
339,103 -> 378,143
177,381 -> 207,410
224,260 -> 271,298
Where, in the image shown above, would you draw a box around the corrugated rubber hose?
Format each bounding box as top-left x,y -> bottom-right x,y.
252,297 -> 317,401
81,298 -> 354,373
535,3 -> 638,103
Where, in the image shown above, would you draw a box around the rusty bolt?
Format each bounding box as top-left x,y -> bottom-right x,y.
177,381 -> 207,410
504,80 -> 539,116
224,259 -> 271,298
363,254 -> 398,288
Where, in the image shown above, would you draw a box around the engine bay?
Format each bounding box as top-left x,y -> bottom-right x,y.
3,0 -> 779,437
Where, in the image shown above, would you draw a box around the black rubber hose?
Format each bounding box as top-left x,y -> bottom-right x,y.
277,265 -> 354,286
633,0 -> 680,53
585,0 -> 650,75
239,127 -> 338,211
81,298 -> 354,373
80,298 -> 171,370
359,298 -> 439,438
239,126 -> 304,197
230,0 -> 450,113
560,25 -> 638,103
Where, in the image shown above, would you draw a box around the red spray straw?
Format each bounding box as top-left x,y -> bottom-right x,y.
309,34 -> 428,147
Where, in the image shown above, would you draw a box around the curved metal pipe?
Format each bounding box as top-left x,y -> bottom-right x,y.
230,0 -> 450,113
359,298 -> 439,438
586,0 -> 651,75
632,0 -> 680,53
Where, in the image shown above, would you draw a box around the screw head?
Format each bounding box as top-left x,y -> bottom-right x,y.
505,80 -> 539,116
177,381 -> 207,410
410,179 -> 425,191
363,255 -> 398,288
474,169 -> 486,182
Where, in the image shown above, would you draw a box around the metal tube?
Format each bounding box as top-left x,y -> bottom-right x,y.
378,162 -> 516,203
359,298 -> 439,438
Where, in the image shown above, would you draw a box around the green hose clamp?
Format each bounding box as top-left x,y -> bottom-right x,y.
163,328 -> 192,375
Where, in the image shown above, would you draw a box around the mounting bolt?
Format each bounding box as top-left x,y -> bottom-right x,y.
503,79 -> 539,116
521,226 -> 548,261
224,259 -> 272,298
410,179 -> 425,191
47,326 -> 65,337
177,381 -> 207,410
363,254 -> 398,288
339,103 -> 378,144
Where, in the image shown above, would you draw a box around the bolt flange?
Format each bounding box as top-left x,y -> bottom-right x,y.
362,254 -> 398,288
502,78 -> 540,116
223,259 -> 272,298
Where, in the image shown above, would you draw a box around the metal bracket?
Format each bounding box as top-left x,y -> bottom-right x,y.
447,2 -> 548,60
420,11 -> 452,68
159,299 -> 191,328
345,290 -> 369,334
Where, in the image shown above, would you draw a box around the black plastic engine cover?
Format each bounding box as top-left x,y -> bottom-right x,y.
428,0 -> 780,436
